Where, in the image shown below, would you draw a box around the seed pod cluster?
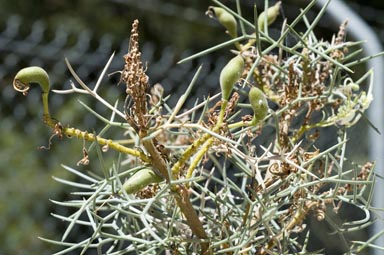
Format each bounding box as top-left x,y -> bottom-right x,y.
207,6 -> 237,38
249,86 -> 269,125
257,1 -> 281,32
121,168 -> 163,194
219,54 -> 244,101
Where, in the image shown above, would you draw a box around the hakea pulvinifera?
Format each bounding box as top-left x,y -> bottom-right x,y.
219,54 -> 244,102
13,66 -> 50,94
257,1 -> 281,32
13,20 -> 212,253
248,86 -> 269,125
121,168 -> 163,194
206,6 -> 237,39
13,66 -> 55,127
12,66 -> 161,190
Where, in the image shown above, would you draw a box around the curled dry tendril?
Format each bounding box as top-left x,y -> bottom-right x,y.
13,79 -> 30,95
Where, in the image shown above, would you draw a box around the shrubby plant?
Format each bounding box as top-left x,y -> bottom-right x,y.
12,0 -> 383,254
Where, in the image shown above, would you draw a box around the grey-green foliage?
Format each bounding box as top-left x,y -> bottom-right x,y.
12,0 -> 384,254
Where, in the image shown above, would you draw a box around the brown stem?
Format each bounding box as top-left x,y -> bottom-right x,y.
173,185 -> 211,254
140,131 -> 211,254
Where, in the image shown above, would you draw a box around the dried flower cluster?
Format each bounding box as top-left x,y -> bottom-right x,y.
121,19 -> 150,131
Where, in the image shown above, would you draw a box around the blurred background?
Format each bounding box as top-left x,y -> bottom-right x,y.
0,0 -> 383,254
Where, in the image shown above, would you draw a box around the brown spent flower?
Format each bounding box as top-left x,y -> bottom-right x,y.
121,19 -> 150,129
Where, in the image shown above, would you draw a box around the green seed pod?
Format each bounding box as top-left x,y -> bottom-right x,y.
121,168 -> 163,194
13,66 -> 53,125
257,1 -> 281,32
249,87 -> 269,125
13,66 -> 50,94
207,6 -> 237,38
220,55 -> 244,101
